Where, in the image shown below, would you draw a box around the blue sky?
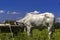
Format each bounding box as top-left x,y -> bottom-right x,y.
0,0 -> 60,22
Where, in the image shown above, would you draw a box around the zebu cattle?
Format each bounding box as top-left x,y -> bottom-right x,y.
15,11 -> 55,39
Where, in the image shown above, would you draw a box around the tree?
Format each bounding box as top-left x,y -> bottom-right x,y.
4,20 -> 16,25
54,22 -> 60,29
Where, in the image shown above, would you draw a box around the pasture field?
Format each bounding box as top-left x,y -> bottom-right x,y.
0,29 -> 60,40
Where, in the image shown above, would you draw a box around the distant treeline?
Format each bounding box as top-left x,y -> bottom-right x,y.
1,20 -> 60,29
54,22 -> 60,29
0,20 -> 60,37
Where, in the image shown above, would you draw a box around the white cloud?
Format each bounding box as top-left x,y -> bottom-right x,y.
7,11 -> 10,14
33,11 -> 39,13
7,11 -> 20,14
0,10 -> 5,13
12,12 -> 19,14
58,17 -> 60,19
29,11 -> 40,14
57,17 -> 60,22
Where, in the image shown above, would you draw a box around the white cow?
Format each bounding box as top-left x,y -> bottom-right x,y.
16,11 -> 55,39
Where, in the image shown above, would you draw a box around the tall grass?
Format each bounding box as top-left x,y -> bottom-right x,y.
0,29 -> 60,40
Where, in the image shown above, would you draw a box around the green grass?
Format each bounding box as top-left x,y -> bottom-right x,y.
0,29 -> 60,40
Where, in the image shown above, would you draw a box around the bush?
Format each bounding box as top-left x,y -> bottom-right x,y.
0,29 -> 60,40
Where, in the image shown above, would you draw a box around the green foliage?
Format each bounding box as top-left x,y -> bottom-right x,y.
54,23 -> 60,29
0,29 -> 60,40
52,29 -> 60,40
4,20 -> 15,25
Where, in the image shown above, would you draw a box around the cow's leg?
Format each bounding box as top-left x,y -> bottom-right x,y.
24,27 -> 26,32
26,26 -> 31,36
48,27 -> 52,39
48,24 -> 53,40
